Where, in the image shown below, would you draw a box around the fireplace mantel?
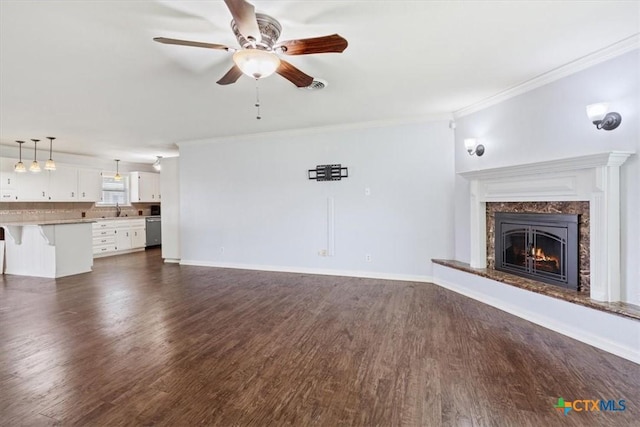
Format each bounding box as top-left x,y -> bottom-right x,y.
458,151 -> 634,302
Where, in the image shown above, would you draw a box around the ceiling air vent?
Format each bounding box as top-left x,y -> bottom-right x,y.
301,79 -> 328,91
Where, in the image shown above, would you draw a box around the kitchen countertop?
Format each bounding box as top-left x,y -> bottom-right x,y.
1,216 -> 157,227
94,216 -> 155,220
1,219 -> 97,226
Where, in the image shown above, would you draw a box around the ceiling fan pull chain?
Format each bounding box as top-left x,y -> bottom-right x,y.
255,78 -> 261,120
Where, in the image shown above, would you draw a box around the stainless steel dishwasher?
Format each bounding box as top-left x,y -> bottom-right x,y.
145,216 -> 162,247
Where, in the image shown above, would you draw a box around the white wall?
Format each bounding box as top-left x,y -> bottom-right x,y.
453,50 -> 640,304
178,121 -> 455,280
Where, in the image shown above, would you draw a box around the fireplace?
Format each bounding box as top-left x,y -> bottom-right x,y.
460,152 -> 632,302
495,212 -> 579,290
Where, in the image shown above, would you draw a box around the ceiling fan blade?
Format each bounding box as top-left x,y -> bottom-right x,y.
276,60 -> 314,88
217,65 -> 243,85
153,37 -> 232,51
223,0 -> 261,43
278,34 -> 348,55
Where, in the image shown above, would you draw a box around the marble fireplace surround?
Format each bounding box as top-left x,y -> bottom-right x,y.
458,152 -> 633,302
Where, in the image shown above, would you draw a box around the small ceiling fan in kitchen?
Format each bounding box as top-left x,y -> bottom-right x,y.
153,0 -> 348,88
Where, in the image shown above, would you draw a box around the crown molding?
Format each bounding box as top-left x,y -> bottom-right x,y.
453,34 -> 640,119
176,113 -> 453,148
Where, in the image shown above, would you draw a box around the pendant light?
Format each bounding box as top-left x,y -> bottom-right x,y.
29,139 -> 41,173
114,159 -> 122,181
45,136 -> 56,171
14,140 -> 27,173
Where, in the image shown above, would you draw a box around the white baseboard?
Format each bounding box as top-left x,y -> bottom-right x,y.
432,264 -> 640,365
179,259 -> 433,284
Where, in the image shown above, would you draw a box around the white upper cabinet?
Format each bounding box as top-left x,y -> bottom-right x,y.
0,157 -> 104,202
78,169 -> 102,202
47,165 -> 79,201
1,157 -> 49,201
0,158 -> 17,201
16,170 -> 49,201
130,171 -> 160,203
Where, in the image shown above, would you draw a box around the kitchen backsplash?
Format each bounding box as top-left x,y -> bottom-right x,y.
0,202 -> 157,223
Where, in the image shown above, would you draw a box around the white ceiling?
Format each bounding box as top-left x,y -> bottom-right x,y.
1,1 -> 638,164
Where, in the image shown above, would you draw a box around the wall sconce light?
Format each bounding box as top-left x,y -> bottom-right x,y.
586,103 -> 621,131
152,156 -> 162,171
464,138 -> 485,157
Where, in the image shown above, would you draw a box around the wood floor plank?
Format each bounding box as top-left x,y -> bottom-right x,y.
1,248 -> 639,426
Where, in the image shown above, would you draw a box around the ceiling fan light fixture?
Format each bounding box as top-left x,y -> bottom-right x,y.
233,49 -> 280,79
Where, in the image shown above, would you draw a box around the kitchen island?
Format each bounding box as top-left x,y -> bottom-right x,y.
2,219 -> 94,278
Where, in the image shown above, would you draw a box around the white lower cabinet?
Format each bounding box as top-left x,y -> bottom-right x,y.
115,228 -> 132,251
131,227 -> 146,248
93,219 -> 146,257
92,223 -> 117,255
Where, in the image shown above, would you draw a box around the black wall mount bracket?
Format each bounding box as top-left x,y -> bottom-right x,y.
308,164 -> 348,181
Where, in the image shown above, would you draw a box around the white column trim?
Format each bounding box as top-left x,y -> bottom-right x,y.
469,180 -> 486,268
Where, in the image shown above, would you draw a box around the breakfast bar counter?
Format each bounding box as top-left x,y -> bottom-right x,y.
1,220 -> 94,278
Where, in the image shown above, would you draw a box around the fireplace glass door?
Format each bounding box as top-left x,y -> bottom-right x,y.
496,213 -> 578,290
501,224 -> 566,282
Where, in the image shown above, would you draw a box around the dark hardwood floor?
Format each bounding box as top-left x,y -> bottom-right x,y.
1,249 -> 638,426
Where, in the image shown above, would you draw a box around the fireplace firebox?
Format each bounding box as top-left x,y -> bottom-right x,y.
495,212 -> 579,290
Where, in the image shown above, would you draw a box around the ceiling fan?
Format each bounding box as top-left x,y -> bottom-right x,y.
154,0 -> 348,88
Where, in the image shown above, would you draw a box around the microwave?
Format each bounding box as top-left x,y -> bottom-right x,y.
150,205 -> 161,216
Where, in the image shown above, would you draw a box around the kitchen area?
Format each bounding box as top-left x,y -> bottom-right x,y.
0,154 -> 163,278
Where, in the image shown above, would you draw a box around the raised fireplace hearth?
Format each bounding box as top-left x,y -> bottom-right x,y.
495,212 -> 578,290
